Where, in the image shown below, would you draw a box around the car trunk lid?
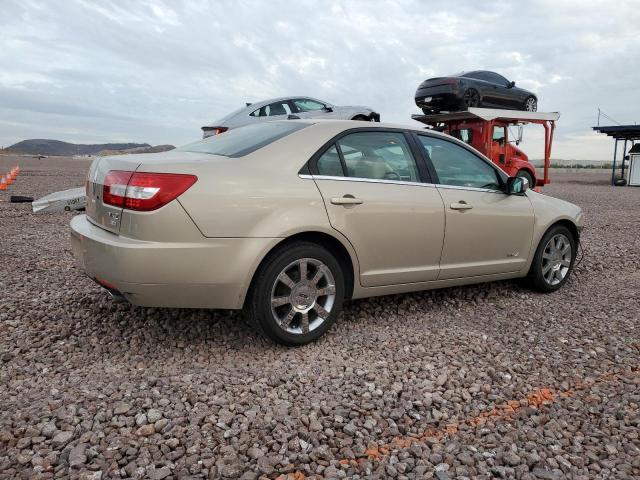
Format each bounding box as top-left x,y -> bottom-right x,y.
418,77 -> 457,89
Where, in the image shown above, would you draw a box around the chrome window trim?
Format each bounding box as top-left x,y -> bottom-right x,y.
436,184 -> 504,194
299,174 -> 505,194
300,174 -> 435,188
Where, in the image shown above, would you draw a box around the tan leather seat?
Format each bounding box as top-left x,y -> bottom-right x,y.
350,150 -> 392,179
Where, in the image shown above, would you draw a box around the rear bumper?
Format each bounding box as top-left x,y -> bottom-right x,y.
70,214 -> 279,309
415,86 -> 461,111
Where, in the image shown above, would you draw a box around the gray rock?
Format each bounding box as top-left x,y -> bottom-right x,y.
343,423 -> 357,436
69,443 -> 87,468
150,466 -> 171,479
135,413 -> 147,426
257,455 -> 274,474
113,402 -> 131,415
51,430 -> 73,448
147,409 -> 162,423
41,422 -> 57,438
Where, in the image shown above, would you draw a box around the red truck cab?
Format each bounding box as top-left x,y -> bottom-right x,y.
449,121 -> 537,186
412,108 -> 559,188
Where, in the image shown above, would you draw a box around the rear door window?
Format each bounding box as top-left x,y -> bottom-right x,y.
316,145 -> 344,176
336,132 -> 420,182
250,102 -> 292,117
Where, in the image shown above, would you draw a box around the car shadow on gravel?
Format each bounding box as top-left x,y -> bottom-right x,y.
77,277 -> 542,356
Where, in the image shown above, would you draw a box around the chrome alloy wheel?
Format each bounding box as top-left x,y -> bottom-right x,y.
270,258 -> 336,335
525,97 -> 537,111
542,234 -> 572,285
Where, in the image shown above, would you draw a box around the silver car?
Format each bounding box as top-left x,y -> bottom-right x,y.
201,96 -> 380,137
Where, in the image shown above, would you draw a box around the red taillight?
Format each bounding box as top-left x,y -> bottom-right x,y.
103,170 -> 197,211
214,127 -> 228,135
103,170 -> 133,208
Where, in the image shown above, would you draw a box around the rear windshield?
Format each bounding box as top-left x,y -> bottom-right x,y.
177,122 -> 308,157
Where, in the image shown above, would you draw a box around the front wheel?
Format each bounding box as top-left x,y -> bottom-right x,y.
524,96 -> 537,112
525,225 -> 576,293
247,242 -> 345,345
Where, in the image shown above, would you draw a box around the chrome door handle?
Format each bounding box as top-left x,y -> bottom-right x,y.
331,195 -> 363,205
450,201 -> 473,210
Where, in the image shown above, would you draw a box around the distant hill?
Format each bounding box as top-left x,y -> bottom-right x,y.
97,144 -> 175,156
6,139 -> 163,156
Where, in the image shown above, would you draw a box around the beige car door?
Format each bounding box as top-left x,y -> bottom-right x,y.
414,133 -> 534,280
310,131 -> 445,287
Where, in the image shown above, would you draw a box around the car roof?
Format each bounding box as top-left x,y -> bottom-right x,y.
204,96 -> 331,127
243,96 -> 328,110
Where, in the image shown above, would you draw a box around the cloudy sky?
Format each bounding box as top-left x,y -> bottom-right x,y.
1,0 -> 639,159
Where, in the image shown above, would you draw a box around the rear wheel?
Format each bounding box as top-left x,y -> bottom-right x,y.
351,115 -> 370,121
516,169 -> 535,189
247,242 -> 345,345
462,89 -> 480,109
525,225 -> 576,293
524,96 -> 537,112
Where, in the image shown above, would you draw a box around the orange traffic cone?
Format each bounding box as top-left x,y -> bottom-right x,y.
0,176 -> 6,190
5,174 -> 12,185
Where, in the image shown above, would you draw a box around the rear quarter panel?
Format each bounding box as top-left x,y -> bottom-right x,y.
139,122 -> 351,239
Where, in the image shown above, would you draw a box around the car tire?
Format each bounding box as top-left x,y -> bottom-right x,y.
422,107 -> 438,115
524,96 -> 537,112
614,178 -> 627,187
247,242 -> 345,346
525,224 -> 577,293
462,89 -> 480,109
351,115 -> 370,121
516,169 -> 535,189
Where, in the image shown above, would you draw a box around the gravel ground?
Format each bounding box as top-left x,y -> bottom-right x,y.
1,155 -> 639,480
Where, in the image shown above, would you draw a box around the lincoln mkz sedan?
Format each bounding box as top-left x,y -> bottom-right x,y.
71,120 -> 583,345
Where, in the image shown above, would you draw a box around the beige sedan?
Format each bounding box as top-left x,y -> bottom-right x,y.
71,120 -> 583,345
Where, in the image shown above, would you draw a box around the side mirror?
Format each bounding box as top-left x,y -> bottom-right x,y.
516,125 -> 523,145
507,81 -> 516,88
324,106 -> 333,112
506,176 -> 528,195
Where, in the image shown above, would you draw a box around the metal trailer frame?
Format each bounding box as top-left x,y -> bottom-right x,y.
592,125 -> 640,185
412,107 -> 560,187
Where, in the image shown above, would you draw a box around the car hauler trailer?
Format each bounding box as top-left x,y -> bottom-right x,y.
411,107 -> 560,189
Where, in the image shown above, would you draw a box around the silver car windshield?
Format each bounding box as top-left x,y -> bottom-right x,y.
178,122 -> 309,158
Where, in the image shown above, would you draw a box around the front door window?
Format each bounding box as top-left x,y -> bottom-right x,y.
416,135 -> 501,190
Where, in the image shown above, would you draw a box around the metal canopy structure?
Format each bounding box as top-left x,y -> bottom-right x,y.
592,125 -> 640,185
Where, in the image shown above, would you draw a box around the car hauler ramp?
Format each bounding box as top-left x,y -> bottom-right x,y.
411,107 -> 560,188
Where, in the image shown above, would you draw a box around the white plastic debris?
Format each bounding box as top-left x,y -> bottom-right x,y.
32,187 -> 86,213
